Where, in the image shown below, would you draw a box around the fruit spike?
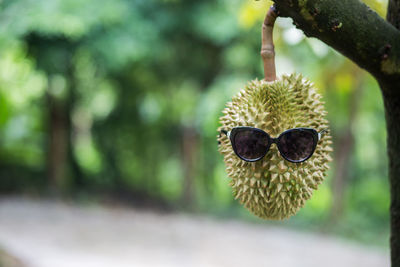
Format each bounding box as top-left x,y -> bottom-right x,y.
217,74 -> 332,220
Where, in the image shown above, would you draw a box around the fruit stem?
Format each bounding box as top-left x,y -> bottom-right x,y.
261,5 -> 278,82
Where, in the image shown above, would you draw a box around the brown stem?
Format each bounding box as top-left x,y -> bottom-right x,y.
261,5 -> 278,82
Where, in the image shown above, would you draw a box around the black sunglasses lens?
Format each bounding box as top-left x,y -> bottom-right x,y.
233,129 -> 269,160
279,130 -> 315,162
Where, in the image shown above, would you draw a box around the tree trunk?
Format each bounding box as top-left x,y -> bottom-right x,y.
47,92 -> 68,193
330,70 -> 363,222
330,129 -> 354,220
381,86 -> 400,266
66,63 -> 84,189
385,1 -> 400,265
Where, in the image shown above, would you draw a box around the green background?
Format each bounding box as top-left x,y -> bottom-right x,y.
0,0 -> 390,248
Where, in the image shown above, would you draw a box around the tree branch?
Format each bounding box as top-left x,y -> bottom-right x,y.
273,0 -> 400,90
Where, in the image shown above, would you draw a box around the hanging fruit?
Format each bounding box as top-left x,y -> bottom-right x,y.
217,6 -> 333,220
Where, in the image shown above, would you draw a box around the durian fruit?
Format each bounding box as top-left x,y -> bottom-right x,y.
217,6 -> 332,220
218,75 -> 333,220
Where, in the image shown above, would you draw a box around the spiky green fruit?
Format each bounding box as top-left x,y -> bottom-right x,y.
218,74 -> 332,220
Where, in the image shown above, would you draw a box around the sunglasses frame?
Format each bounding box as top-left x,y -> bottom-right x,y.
221,126 -> 327,163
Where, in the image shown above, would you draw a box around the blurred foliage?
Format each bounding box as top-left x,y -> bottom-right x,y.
0,0 -> 390,247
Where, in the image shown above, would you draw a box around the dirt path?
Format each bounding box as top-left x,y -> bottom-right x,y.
0,198 -> 389,267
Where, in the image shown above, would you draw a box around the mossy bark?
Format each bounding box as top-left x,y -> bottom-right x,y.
273,0 -> 400,83
386,2 -> 400,265
382,88 -> 400,266
388,0 -> 400,30
272,0 -> 400,265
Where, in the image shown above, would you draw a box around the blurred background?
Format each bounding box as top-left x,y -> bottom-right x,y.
0,0 -> 391,266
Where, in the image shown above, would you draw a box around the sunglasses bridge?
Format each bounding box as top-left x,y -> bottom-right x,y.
269,137 -> 279,144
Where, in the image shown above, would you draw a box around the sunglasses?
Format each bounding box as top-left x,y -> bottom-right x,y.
220,127 -> 328,163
